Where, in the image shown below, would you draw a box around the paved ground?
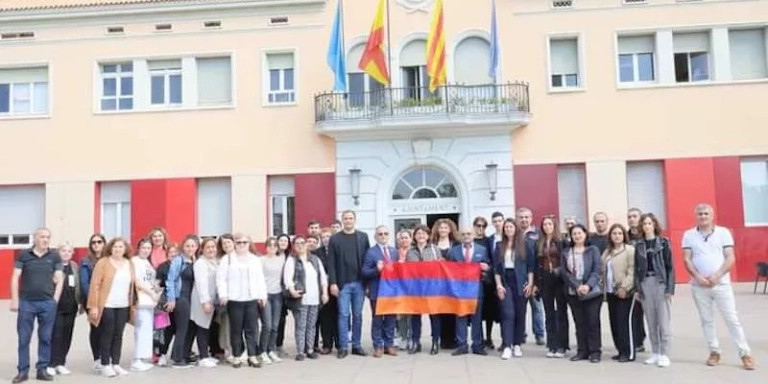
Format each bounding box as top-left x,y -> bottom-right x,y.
1,283 -> 765,384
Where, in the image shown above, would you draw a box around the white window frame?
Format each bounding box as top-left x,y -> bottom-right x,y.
618,52 -> 655,83
149,61 -> 182,107
674,51 -> 710,83
263,49 -> 298,107
99,63 -> 134,111
0,185 -> 45,249
100,201 -> 131,239
741,158 -> 768,227
0,81 -> 48,117
270,195 -> 295,236
547,34 -> 585,92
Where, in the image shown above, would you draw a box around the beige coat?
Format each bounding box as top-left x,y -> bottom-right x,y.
87,257 -> 136,326
601,244 -> 635,296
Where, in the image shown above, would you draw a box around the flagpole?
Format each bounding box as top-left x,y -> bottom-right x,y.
340,0 -> 346,95
386,0 -> 394,115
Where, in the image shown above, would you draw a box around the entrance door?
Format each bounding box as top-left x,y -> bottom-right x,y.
426,213 -> 460,231
393,216 -> 425,232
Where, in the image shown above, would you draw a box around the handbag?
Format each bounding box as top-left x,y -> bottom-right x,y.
153,311 -> 171,329
578,284 -> 602,301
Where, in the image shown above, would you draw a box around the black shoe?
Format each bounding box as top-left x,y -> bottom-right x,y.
430,342 -> 439,355
535,336 -> 545,346
472,348 -> 488,356
589,354 -> 602,363
408,343 -> 422,355
611,354 -> 621,361
483,340 -> 494,350
497,345 -> 504,352
12,373 -> 28,384
635,346 -> 646,353
295,354 -> 305,361
451,348 -> 469,356
35,371 -> 53,382
351,347 -> 367,357
570,354 -> 589,362
618,355 -> 631,363
337,350 -> 349,359
307,352 -> 319,359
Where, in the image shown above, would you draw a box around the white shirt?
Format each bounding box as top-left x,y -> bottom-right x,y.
131,256 -> 156,308
283,256 -> 328,306
606,258 -> 615,294
105,260 -> 131,308
504,248 -> 515,269
217,253 -> 268,302
682,225 -> 734,286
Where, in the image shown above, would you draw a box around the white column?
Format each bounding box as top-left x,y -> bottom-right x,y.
45,181 -> 95,247
656,30 -> 675,84
182,57 -> 198,108
711,27 -> 732,82
133,59 -> 149,110
231,174 -> 267,240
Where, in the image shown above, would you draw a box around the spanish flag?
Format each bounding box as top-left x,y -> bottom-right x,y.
426,0 -> 446,92
375,261 -> 480,316
358,0 -> 390,86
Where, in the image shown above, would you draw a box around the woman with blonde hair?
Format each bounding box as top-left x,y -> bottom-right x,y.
131,238 -> 159,372
191,238 -> 220,368
48,242 -> 80,376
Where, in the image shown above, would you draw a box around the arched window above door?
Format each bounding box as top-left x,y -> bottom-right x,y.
392,167 -> 458,200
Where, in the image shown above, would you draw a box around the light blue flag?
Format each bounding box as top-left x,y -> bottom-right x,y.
488,0 -> 500,80
327,0 -> 347,91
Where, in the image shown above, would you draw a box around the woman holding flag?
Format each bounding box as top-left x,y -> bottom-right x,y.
407,225 -> 442,355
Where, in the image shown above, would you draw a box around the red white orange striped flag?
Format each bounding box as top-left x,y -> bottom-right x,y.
426,0 -> 446,92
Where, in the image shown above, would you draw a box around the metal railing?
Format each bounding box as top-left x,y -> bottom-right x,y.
314,82 -> 530,123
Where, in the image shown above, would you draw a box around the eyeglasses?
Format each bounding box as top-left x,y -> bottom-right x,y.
294,241 -> 306,245
91,240 -> 104,245
377,232 -> 389,236
235,241 -> 250,245
474,224 -> 487,228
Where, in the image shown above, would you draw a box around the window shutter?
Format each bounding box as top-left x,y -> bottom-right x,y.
741,159 -> 768,225
550,39 -> 578,74
347,44 -> 365,73
454,37 -> 492,85
267,53 -> 294,70
197,57 -> 232,105
0,67 -> 48,83
618,35 -> 655,54
729,29 -> 767,80
557,165 -> 587,228
0,186 -> 45,235
269,176 -> 295,196
673,32 -> 710,53
148,59 -> 182,70
400,40 -> 427,67
197,178 -> 232,237
101,182 -> 130,203
626,161 -> 667,228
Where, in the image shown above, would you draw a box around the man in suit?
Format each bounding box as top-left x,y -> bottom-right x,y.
449,227 -> 490,356
362,226 -> 398,358
486,212 -> 504,256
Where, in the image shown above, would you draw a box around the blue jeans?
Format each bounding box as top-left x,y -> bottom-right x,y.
410,315 -> 441,344
456,296 -> 484,352
528,296 -> 545,338
17,299 -> 56,374
337,281 -> 364,350
370,300 -> 396,349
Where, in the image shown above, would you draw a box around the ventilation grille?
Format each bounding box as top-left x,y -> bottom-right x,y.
107,26 -> 125,34
269,16 -> 289,25
203,20 -> 222,29
154,23 -> 172,32
552,0 -> 573,8
1,31 -> 35,40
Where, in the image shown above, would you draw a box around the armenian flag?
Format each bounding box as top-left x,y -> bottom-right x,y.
375,261 -> 480,316
358,0 -> 390,86
426,0 -> 446,92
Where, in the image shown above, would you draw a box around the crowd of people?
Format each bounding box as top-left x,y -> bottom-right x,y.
9,203 -> 756,383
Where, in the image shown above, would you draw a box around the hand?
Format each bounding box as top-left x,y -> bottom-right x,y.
665,293 -> 673,302
532,286 -> 539,296
523,284 -> 532,298
257,299 -> 265,308
706,274 -> 721,286
54,296 -> 60,303
321,293 -> 329,305
479,262 -> 490,271
633,292 -> 642,302
10,300 -> 18,312
496,285 -> 506,301
377,260 -> 384,271
330,284 -> 339,297
696,276 -> 713,288
219,298 -> 228,306
203,302 -> 214,314
89,308 -> 99,320
617,287 -> 627,300
165,301 -> 176,312
577,285 -> 589,296
290,288 -> 303,299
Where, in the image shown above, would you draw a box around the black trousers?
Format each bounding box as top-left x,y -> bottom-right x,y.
228,300 -> 259,357
540,272 -> 569,351
567,295 -> 602,357
98,307 -> 129,365
440,315 -> 457,349
89,323 -> 101,361
318,296 -> 339,350
50,312 -> 76,366
196,326 -> 211,359
633,300 -> 647,348
276,300 -> 288,349
608,294 -> 634,359
171,298 -> 196,363
208,318 -> 224,356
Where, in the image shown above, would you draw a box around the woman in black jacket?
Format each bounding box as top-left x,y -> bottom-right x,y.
536,215 -> 569,358
561,224 -> 602,363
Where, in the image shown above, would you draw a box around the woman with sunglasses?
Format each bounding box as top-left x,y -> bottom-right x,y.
81,233 -> 106,370
166,235 -> 200,368
217,234 -> 267,368
536,216 -> 569,358
407,224 -> 442,355
283,236 -> 329,361
275,234 -> 292,356
260,237 -> 285,364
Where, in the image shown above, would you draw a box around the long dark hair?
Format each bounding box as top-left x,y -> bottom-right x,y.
180,234 -> 200,261
639,213 -> 662,238
500,218 -> 527,262
605,223 -> 629,253
87,233 -> 107,264
276,234 -> 292,256
568,224 -> 590,247
217,234 -> 235,257
536,215 -> 561,255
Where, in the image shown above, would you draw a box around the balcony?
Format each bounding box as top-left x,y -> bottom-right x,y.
313,82 -> 531,140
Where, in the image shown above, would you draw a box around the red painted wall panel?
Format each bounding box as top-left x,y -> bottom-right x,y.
712,157 -> 745,230
131,179 -> 197,245
163,179 -> 197,242
73,247 -> 89,265
0,249 -> 16,298
294,173 -> 336,236
513,164 -> 560,224
732,228 -> 768,283
664,158 -> 718,283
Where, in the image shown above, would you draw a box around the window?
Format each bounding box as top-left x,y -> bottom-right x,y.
347,43 -> 385,107
266,52 -> 295,104
557,164 -> 587,229
269,176 -> 295,236
674,32 -> 710,82
626,161 -> 667,228
196,57 -> 232,106
100,182 -> 130,239
399,39 -> 438,100
0,185 -> 45,247
100,63 -> 134,111
392,167 -> 457,200
617,35 -> 655,83
741,159 -> 768,225
197,178 -> 232,237
549,38 -> 580,88
454,37 -> 493,85
729,29 -> 768,80
149,59 -> 182,106
0,67 -> 48,116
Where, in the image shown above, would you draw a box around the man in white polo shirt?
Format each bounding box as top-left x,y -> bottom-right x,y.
682,203 -> 755,371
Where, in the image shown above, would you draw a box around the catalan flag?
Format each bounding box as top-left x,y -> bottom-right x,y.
426,0 -> 446,92
375,261 -> 480,316
358,0 -> 390,86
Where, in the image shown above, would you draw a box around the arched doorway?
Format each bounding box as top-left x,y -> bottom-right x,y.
388,166 -> 461,232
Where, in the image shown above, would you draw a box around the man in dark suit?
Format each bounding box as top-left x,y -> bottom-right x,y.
448,227 -> 490,356
362,226 -> 398,358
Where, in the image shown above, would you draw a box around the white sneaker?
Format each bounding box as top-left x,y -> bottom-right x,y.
546,351 -> 555,358
55,366 -> 71,375
101,365 -> 117,378
513,345 -> 523,358
45,368 -> 56,376
199,358 -> 218,368
501,347 -> 512,360
130,361 -> 152,372
93,361 -> 103,371
657,355 -> 671,368
645,354 -> 659,365
553,351 -> 565,358
259,352 -> 272,365
268,351 -> 282,363
113,365 -> 129,376
157,355 -> 168,367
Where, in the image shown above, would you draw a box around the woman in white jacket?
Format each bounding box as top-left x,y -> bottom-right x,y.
192,238 -> 220,368
131,238 -> 159,372
216,233 -> 267,368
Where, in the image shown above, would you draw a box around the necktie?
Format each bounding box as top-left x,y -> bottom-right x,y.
383,246 -> 390,263
464,245 -> 471,263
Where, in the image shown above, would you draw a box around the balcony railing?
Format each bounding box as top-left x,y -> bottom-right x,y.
314,82 -> 529,123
